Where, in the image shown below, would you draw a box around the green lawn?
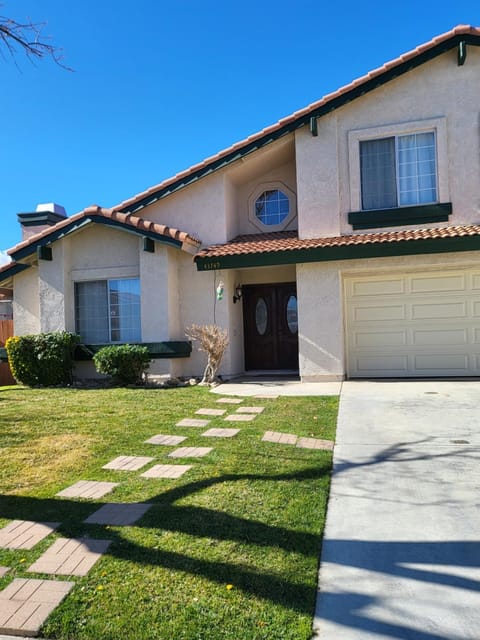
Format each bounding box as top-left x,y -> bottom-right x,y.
0,386 -> 338,640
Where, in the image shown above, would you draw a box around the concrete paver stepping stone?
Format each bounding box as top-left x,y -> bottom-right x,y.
102,455 -> 154,471
176,418 -> 210,428
296,437 -> 334,450
195,408 -> 226,416
201,428 -> 240,438
56,481 -> 119,499
144,434 -> 187,446
216,397 -> 243,404
84,503 -> 152,526
0,567 -> 9,577
169,447 -> 213,458
0,521 -> 60,550
28,538 -> 111,576
0,578 -> 74,637
236,406 -> 264,414
141,464 -> 192,479
254,394 -> 279,399
262,431 -> 298,445
224,414 -> 256,422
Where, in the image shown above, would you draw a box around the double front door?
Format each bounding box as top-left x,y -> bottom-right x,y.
243,283 -> 298,370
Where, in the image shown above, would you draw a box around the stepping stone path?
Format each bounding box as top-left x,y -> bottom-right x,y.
102,455 -> 154,471
84,503 -> 152,526
56,480 -> 119,499
262,431 -> 334,450
236,406 -> 264,414
201,428 -> 240,438
262,431 -> 298,445
195,408 -> 226,416
225,413 -> 256,422
0,521 -> 59,550
28,538 -> 111,577
141,464 -> 192,479
169,447 -> 213,458
176,418 -> 210,428
0,578 -> 74,637
0,395 -> 268,635
145,434 -> 187,446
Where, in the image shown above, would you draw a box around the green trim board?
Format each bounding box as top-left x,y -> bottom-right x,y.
119,33 -> 480,216
74,341 -> 192,361
0,262 -> 30,285
348,203 -> 452,230
195,232 -> 480,271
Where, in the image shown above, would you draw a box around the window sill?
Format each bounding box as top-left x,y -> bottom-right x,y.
348,203 -> 452,230
74,341 -> 192,361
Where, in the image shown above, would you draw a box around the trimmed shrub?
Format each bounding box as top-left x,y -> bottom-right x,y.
93,344 -> 151,386
6,331 -> 79,386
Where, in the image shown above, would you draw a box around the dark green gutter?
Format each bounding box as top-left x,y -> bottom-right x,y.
120,34 -> 480,215
195,233 -> 480,271
0,262 -> 30,283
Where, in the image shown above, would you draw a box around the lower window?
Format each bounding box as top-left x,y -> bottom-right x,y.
75,278 -> 141,343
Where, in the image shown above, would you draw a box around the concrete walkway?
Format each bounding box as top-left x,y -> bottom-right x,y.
212,376 -> 341,396
313,380 -> 480,640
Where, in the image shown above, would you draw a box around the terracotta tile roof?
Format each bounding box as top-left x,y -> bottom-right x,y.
7,205 -> 201,258
115,25 -> 480,214
195,225 -> 480,260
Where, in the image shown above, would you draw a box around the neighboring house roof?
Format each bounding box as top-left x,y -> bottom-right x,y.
194,225 -> 480,270
113,25 -> 480,216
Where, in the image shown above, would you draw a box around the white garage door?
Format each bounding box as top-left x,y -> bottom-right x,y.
345,269 -> 480,377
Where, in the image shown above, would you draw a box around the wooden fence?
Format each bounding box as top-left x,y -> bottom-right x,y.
0,319 -> 15,385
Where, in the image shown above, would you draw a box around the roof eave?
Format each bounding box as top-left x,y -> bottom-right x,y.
194,233 -> 480,271
118,30 -> 480,216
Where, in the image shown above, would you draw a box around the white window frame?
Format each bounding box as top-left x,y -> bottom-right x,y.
74,277 -> 141,344
248,181 -> 297,232
348,117 -> 449,212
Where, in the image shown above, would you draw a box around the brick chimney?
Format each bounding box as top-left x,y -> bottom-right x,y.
17,203 -> 67,241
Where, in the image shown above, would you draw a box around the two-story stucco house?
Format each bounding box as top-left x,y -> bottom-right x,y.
2,25 -> 480,381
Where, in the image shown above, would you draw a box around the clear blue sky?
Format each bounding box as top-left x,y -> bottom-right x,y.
1,0 -> 479,258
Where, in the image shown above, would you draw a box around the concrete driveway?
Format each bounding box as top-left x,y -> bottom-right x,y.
313,380 -> 480,640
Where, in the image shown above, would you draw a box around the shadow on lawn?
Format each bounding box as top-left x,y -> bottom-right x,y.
0,466 -> 329,615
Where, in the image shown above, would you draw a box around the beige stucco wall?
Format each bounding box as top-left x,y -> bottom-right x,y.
296,48 -> 480,239
12,267 -> 40,335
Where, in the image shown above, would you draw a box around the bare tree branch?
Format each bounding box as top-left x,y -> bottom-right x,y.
0,10 -> 72,70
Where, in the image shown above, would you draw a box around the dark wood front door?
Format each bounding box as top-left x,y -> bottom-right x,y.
243,283 -> 298,370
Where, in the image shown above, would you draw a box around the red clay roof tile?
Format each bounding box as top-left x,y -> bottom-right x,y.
195,225 -> 480,260
7,206 -> 201,257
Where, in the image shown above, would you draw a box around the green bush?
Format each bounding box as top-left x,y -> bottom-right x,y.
6,332 -> 79,387
93,344 -> 151,386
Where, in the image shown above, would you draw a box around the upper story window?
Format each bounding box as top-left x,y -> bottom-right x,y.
255,189 -> 290,225
75,278 -> 141,343
248,181 -> 297,232
360,132 -> 437,210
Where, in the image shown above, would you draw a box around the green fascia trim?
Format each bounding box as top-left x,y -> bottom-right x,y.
348,203 -> 452,230
195,233 -> 480,271
120,34 -> 480,216
74,341 -> 192,361
0,262 -> 30,285
10,216 -> 183,262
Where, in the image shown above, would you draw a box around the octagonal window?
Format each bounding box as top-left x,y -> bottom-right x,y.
255,190 -> 290,226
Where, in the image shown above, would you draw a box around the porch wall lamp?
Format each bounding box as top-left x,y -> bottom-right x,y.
233,284 -> 243,304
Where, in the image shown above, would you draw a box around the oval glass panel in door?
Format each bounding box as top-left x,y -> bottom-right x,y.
286,295 -> 298,333
255,297 -> 268,335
